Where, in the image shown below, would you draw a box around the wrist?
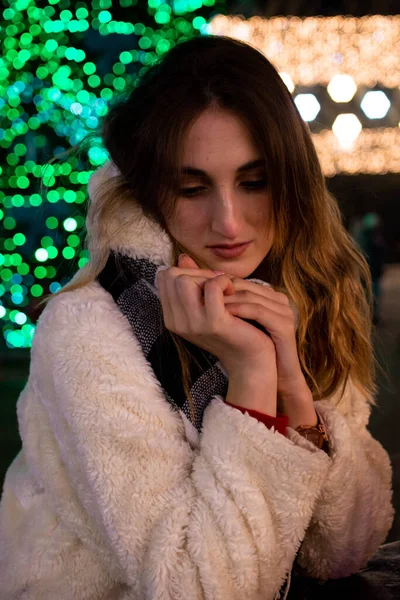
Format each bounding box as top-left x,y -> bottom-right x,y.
226,369 -> 277,416
288,408 -> 318,430
224,357 -> 277,380
277,382 -> 318,429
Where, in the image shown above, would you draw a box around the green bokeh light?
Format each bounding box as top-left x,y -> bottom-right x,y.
67,234 -> 80,247
62,246 -> 75,259
0,0 -> 214,348
34,266 -> 47,279
31,284 -> 44,297
13,233 -> 26,246
46,216 -> 59,229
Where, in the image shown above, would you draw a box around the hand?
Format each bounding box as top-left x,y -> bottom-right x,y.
173,255 -> 316,425
221,275 -> 318,422
156,254 -> 277,378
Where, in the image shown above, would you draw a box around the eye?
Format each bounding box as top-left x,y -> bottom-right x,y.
179,186 -> 208,197
242,179 -> 268,191
179,180 -> 268,197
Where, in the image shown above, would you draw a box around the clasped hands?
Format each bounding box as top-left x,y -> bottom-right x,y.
178,253 -> 318,428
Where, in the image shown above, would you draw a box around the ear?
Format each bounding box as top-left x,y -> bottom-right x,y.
178,254 -> 200,269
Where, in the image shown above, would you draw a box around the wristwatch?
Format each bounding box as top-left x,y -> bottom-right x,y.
295,413 -> 330,452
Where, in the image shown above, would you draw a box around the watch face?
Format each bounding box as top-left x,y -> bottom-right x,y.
305,431 -> 322,447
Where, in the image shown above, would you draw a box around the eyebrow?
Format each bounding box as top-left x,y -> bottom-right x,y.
180,159 -> 266,177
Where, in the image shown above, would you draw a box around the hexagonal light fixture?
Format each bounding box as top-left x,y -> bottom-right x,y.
332,114 -> 362,149
279,72 -> 295,93
294,94 -> 321,122
360,91 -> 391,119
327,74 -> 357,102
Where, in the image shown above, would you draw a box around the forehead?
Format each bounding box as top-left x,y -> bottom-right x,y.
180,110 -> 263,173
183,109 -> 256,157
184,110 -> 251,143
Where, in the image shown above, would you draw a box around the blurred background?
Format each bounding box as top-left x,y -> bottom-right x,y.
1,0 -> 399,545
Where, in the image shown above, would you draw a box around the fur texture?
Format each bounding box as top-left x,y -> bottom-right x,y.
0,163 -> 394,599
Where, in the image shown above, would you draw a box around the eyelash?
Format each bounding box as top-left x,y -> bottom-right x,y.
179,180 -> 268,197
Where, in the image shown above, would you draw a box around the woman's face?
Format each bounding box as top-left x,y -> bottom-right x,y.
165,108 -> 274,278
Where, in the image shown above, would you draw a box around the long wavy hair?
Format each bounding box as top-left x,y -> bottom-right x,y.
38,34 -> 382,421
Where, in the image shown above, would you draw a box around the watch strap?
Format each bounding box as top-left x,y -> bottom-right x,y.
295,412 -> 329,451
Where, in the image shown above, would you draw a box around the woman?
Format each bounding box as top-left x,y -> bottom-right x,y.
0,35 -> 394,600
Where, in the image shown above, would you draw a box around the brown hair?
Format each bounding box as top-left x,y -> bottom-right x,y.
38,34 -> 383,422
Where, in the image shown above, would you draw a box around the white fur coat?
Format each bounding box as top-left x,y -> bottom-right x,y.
0,163 -> 394,599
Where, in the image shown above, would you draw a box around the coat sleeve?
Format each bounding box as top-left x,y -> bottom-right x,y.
0,287 -> 333,600
286,379 -> 395,582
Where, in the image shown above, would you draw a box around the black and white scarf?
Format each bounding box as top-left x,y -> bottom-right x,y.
96,249 -> 274,433
96,249 -> 300,436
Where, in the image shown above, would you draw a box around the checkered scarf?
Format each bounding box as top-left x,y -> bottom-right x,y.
96,249 -> 281,434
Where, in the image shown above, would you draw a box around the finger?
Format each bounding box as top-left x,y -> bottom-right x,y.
164,271 -> 223,331
156,270 -> 174,328
225,302 -> 293,340
224,302 -> 275,338
178,254 -> 200,269
175,273 -> 225,303
224,291 -> 290,317
177,254 -> 235,280
203,275 -> 235,327
173,269 -> 235,299
225,290 -> 298,329
173,274 -> 234,323
176,265 -> 234,282
223,301 -> 277,339
173,274 -> 207,328
162,271 -> 196,332
161,269 -> 235,334
231,279 -> 290,306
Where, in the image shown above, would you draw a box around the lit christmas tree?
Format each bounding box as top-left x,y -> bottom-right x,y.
0,0 -> 224,349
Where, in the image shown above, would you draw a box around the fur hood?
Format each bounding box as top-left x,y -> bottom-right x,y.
0,163 -> 394,600
87,160 -> 173,264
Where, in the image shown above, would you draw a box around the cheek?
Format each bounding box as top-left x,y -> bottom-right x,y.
251,198 -> 274,246
167,203 -> 207,242
250,198 -> 272,231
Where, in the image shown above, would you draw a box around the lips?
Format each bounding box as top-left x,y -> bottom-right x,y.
210,243 -> 247,249
210,241 -> 252,258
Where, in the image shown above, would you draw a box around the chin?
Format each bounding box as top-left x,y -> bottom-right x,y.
216,262 -> 258,279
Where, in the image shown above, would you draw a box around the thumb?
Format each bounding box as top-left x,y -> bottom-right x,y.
178,254 -> 200,269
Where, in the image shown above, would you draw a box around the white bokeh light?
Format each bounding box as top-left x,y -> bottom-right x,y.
360,91 -> 391,119
294,94 -> 321,121
332,114 -> 362,149
70,102 -> 83,116
327,74 -> 357,102
35,248 -> 49,262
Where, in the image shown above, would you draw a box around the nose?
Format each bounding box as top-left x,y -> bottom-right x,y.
210,189 -> 243,238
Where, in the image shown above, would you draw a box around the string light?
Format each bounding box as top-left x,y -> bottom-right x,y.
294,94 -> 321,122
360,91 -> 391,119
327,75 -> 357,103
209,14 -> 400,174
209,14 -> 400,87
312,128 -> 400,176
332,114 -> 362,150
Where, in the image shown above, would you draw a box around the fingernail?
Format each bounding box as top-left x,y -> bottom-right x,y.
213,270 -> 225,275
